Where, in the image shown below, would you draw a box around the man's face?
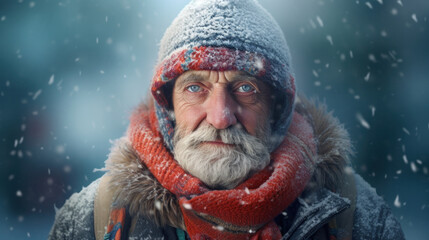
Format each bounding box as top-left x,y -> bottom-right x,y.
172,70 -> 273,189
172,70 -> 272,138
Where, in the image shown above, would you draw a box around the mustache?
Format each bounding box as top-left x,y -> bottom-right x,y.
177,124 -> 246,142
173,124 -> 266,155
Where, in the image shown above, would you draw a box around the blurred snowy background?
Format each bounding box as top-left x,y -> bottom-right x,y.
0,0 -> 428,239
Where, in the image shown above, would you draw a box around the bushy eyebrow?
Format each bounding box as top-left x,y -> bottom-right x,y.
174,72 -> 260,90
229,73 -> 258,83
175,73 -> 205,90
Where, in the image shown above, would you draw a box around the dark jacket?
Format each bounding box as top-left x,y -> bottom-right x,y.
49,99 -> 405,240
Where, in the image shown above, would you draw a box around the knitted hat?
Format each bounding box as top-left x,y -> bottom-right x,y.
150,0 -> 295,152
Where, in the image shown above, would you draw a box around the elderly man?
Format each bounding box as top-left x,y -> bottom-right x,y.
49,0 -> 405,239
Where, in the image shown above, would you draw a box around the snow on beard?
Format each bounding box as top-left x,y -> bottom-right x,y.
173,123 -> 271,190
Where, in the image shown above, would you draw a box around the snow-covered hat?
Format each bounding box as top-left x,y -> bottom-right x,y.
151,0 -> 295,151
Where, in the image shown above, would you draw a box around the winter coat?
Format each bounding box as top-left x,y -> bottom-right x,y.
48,98 -> 405,240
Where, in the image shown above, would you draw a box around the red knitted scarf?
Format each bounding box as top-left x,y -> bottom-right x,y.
108,104 -> 316,240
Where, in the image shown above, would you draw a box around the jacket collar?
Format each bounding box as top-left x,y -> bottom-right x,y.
282,188 -> 350,240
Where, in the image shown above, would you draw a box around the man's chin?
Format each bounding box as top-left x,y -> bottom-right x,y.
181,154 -> 253,190
196,173 -> 246,190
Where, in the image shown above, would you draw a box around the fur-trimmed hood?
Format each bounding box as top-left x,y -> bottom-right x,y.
103,96 -> 353,230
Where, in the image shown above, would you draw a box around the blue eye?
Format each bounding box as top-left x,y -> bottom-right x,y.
187,85 -> 201,92
237,84 -> 254,93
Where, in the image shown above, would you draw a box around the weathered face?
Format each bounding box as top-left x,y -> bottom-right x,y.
171,70 -> 273,189
172,70 -> 272,139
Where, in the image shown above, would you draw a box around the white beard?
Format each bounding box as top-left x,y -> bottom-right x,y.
173,124 -> 271,190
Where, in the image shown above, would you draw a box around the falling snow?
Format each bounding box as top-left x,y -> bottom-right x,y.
326,35 -> 333,45
365,2 -> 373,9
32,89 -> 42,100
214,225 -> 224,231
368,54 -> 377,63
356,113 -> 370,129
402,155 -> 409,164
394,195 -> 401,208
312,70 -> 319,78
182,203 -> 192,210
16,190 -> 23,197
411,14 -> 418,23
316,16 -> 324,27
364,72 -> 370,81
48,74 -> 55,85
410,162 -> 418,172
155,200 -> 162,210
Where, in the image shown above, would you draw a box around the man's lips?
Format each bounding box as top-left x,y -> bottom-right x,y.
201,140 -> 235,147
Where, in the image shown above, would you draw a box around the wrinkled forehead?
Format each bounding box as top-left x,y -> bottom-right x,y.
175,70 -> 259,86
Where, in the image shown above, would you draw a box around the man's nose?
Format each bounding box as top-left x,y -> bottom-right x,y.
205,88 -> 237,130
